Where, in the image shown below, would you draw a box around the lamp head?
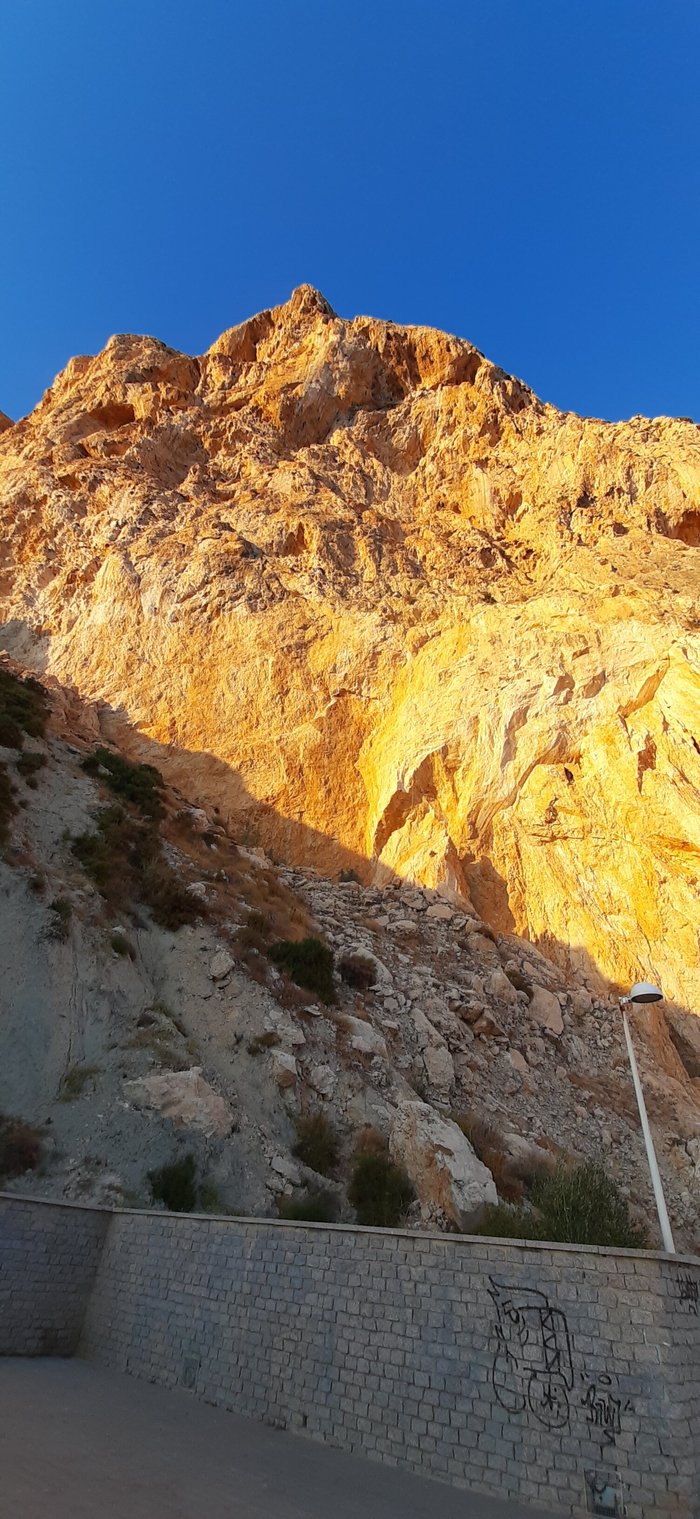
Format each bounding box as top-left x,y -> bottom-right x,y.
628,981 -> 664,1005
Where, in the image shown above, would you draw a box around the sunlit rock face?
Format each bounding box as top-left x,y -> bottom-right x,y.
1,284 -> 699,1007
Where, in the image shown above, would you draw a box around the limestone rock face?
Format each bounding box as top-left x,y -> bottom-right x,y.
390,1101 -> 498,1228
1,285 -> 699,1011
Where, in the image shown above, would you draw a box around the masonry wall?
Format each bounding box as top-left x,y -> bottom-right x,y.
0,1196 -> 107,1355
76,1209 -> 700,1519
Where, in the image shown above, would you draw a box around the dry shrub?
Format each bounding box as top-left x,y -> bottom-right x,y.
0,1114 -> 42,1179
0,762 -> 17,844
0,668 -> 48,749
275,981 -> 311,1012
348,1129 -> 415,1227
293,1114 -> 340,1176
72,805 -> 200,931
339,952 -> 377,992
278,1189 -> 338,1223
239,949 -> 270,985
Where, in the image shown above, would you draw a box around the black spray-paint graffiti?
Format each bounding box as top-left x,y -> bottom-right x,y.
581,1373 -> 632,1449
488,1278 -> 574,1430
678,1274 -> 699,1314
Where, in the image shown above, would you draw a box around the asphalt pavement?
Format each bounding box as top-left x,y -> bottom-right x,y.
0,1359 -> 563,1518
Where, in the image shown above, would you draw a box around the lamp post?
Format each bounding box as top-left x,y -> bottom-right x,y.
618,982 -> 676,1254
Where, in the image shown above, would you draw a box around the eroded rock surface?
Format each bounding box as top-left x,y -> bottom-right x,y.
0,286 -> 698,1010
390,1101 -> 498,1229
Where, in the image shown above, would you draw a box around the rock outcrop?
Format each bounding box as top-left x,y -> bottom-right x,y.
0,284 -> 698,1018
390,1101 -> 498,1229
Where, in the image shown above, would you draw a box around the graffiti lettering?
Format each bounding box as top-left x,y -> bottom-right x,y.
678,1274 -> 699,1314
581,1374 -> 632,1449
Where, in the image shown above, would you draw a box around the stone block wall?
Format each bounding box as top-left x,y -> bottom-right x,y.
0,1196 -> 107,1355
77,1210 -> 700,1519
1,1195 -> 698,1515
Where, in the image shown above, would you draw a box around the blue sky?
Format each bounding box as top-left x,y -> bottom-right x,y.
1,1 -> 698,423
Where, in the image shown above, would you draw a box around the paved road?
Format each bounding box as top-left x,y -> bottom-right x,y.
0,1359 -> 561,1519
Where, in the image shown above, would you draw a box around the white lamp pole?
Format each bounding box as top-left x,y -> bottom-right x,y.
619,983 -> 676,1254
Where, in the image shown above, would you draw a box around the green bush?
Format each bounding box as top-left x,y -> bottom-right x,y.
71,805 -> 199,931
278,1188 -> 338,1223
59,1065 -> 99,1102
0,1114 -> 42,1179
82,747 -> 165,819
43,897 -> 72,943
0,668 -> 48,749
0,762 -> 16,844
16,750 -> 47,785
293,1114 -> 340,1176
148,1154 -> 198,1212
269,937 -> 336,1004
110,931 -> 131,957
348,1134 -> 415,1227
475,1161 -> 649,1249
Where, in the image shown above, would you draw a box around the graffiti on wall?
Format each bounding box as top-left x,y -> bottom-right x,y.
488,1278 -> 635,1447
678,1274 -> 698,1315
581,1374 -> 632,1449
488,1278 -> 574,1430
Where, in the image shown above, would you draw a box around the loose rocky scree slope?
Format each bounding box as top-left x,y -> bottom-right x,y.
0,661 -> 698,1246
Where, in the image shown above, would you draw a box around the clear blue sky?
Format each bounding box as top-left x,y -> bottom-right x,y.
1,1 -> 698,423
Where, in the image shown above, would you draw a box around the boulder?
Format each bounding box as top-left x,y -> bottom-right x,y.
422,1042 -> 455,1096
272,1050 -> 297,1088
271,1154 -> 302,1185
528,983 -> 564,1036
426,903 -> 453,922
486,967 -> 519,1005
467,932 -> 500,962
390,1100 -> 497,1229
125,1067 -> 235,1138
344,1016 -> 388,1058
307,1063 -> 337,1100
210,950 -> 235,981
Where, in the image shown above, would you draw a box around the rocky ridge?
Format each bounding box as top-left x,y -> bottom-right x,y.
0,286 -> 699,1014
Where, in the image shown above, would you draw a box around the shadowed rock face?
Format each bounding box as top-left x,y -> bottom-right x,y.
0,284 -> 699,1008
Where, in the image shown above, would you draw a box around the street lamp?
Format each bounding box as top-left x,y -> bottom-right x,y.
618,982 -> 676,1254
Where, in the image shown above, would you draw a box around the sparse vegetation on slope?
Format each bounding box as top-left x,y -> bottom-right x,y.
148,1154 -> 199,1212
81,747 -> 165,819
476,1161 -> 649,1249
278,1189 -> 338,1223
293,1113 -> 340,1176
0,667 -> 48,749
71,804 -> 199,930
348,1130 -> 415,1228
0,1115 -> 43,1179
270,937 -> 336,1004
42,897 -> 73,943
0,763 -> 16,844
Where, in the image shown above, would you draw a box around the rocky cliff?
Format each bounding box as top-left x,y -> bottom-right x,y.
1,657 -> 698,1242
0,284 -> 698,1019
